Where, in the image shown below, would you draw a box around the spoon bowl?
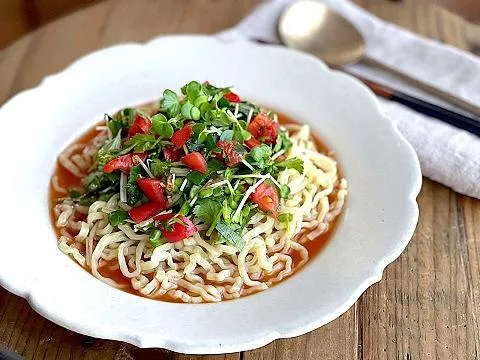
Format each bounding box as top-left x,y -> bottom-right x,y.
278,0 -> 365,66
278,0 -> 480,117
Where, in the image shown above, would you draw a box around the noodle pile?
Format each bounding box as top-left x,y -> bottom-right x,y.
53,124 -> 347,303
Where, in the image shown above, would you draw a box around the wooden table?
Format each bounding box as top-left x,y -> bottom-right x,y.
1,1 -> 479,359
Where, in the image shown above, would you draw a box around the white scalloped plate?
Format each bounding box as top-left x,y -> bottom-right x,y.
0,35 -> 421,354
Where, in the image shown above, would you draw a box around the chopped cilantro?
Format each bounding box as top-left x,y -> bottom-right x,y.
107,108 -> 135,137
68,189 -> 83,199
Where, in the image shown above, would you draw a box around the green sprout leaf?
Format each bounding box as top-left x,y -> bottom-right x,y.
273,129 -> 293,153
193,199 -> 222,227
220,129 -> 234,141
150,159 -> 171,177
276,157 -> 304,174
278,213 -> 293,223
247,144 -> 272,169
126,165 -> 143,206
160,89 -> 181,117
95,130 -> 123,166
151,113 -> 174,138
109,210 -> 129,226
124,134 -> 158,152
215,221 -> 245,251
149,229 -> 165,248
280,184 -> 291,199
181,102 -> 201,120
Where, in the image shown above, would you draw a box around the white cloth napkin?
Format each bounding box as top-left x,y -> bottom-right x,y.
218,0 -> 480,199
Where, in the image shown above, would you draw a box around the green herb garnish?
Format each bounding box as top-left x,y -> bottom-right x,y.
63,80 -> 309,251
186,159 -> 225,185
151,113 -> 174,138
83,171 -> 120,193
68,189 -> 83,199
215,221 -> 245,250
160,89 -> 181,117
96,130 -> 122,166
109,210 -> 129,226
280,185 -> 291,199
126,165 -> 143,206
150,160 -> 171,178
247,144 -> 272,169
193,199 -> 222,227
124,134 -> 159,152
275,157 -> 304,174
278,213 -> 293,223
149,230 -> 165,248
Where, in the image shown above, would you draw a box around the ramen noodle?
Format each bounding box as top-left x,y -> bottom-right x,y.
50,81 -> 347,303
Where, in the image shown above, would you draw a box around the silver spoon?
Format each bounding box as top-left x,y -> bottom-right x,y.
278,0 -> 480,117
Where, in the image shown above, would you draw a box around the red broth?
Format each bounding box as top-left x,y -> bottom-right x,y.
50,112 -> 343,302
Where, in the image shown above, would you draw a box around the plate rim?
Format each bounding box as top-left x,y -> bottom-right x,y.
0,34 -> 422,354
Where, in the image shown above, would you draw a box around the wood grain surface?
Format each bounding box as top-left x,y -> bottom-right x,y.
0,0 -> 479,359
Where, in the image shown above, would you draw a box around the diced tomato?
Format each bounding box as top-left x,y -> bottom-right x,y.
136,178 -> 167,206
132,153 -> 148,165
171,123 -> 194,148
154,213 -> 197,242
244,137 -> 262,149
181,152 -> 208,174
212,151 -> 224,162
129,202 -> 166,224
216,140 -> 242,167
103,153 -> 148,174
128,115 -> 152,137
249,181 -> 279,218
247,113 -> 278,144
154,213 -> 173,222
224,92 -> 240,103
163,146 -> 183,161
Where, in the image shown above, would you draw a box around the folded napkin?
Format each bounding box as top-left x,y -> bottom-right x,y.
218,0 -> 480,199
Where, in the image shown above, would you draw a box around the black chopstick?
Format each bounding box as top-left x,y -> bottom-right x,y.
252,38 -> 480,135
350,74 -> 480,136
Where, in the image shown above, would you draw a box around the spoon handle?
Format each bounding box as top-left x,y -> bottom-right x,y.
362,56 -> 480,117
